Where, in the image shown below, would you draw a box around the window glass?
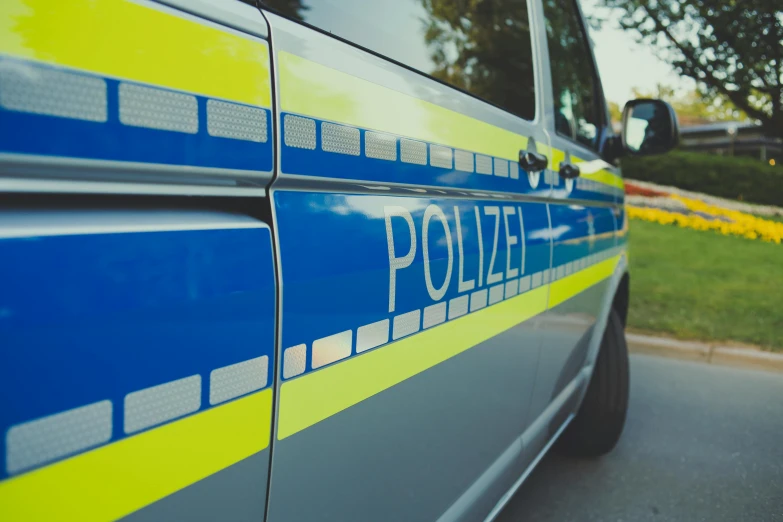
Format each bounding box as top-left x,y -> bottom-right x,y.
262,0 -> 536,121
542,0 -> 603,150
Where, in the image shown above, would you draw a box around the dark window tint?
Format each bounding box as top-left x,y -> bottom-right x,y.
262,0 -> 536,121
542,0 -> 604,150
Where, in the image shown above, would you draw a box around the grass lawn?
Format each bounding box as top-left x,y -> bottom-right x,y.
628,220 -> 783,351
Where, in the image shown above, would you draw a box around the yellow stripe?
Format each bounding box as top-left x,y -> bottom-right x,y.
278,286 -> 549,440
276,52 -> 623,190
548,255 -> 621,308
582,170 -> 625,189
581,169 -> 624,190
278,253 -> 623,440
0,0 -> 271,107
0,389 -> 273,522
278,51 -> 527,161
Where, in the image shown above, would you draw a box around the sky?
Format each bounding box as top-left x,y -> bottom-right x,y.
580,0 -> 695,107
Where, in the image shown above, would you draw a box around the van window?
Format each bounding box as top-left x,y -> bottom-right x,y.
261,0 -> 537,121
543,0 -> 604,150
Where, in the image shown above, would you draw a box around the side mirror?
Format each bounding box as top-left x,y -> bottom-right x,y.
621,99 -> 679,156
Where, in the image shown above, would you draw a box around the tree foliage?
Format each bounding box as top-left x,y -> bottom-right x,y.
259,0 -> 308,21
598,0 -> 783,137
632,84 -> 748,124
421,0 -> 535,119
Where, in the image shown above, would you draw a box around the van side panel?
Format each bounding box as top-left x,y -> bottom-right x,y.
0,0 -> 273,194
264,11 -> 553,522
0,211 -> 277,522
528,204 -> 619,423
269,193 -> 550,522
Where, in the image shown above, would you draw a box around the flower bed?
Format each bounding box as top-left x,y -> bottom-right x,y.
625,181 -> 783,244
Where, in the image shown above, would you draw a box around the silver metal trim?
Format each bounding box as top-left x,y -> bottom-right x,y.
0,209 -> 268,239
269,175 -> 621,208
0,153 -> 271,197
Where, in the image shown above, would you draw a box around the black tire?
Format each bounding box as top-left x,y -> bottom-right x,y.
556,308 -> 630,457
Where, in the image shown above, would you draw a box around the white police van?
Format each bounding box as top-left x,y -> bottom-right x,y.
0,0 -> 677,520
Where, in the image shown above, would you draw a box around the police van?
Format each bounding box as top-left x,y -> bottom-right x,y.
0,0 -> 678,520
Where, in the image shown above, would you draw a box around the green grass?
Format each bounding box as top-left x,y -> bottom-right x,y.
628,220 -> 783,351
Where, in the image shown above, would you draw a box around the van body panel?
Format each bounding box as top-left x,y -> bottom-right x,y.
0,210 -> 277,521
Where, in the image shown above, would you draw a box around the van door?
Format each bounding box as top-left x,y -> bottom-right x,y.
527,0 -> 624,430
261,2 -> 553,520
0,1 -> 277,521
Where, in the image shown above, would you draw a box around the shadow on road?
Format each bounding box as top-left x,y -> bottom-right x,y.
495,355 -> 783,522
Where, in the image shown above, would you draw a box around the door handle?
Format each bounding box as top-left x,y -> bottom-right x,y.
558,161 -> 580,179
519,150 -> 548,172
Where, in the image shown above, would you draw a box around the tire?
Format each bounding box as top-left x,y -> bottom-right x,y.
556,308 -> 630,457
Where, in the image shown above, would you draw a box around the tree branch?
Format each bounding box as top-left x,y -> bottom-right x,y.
638,4 -> 771,127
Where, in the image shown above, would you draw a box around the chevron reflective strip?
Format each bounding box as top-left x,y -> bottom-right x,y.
0,390 -> 273,522
277,253 -> 623,440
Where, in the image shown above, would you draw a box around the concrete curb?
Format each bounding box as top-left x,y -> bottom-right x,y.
627,333 -> 783,373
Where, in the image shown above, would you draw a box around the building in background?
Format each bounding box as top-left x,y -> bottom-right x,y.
679,122 -> 781,167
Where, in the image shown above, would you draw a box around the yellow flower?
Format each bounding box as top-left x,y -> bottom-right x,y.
627,196 -> 783,244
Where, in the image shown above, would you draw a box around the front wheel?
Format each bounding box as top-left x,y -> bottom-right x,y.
556,308 -> 629,457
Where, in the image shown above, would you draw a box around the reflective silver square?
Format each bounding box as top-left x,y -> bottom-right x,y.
119,83 -> 198,134
423,302 -> 446,329
430,144 -> 453,169
470,289 -> 488,311
284,115 -> 316,149
283,344 -> 307,379
448,295 -> 469,319
493,158 -> 509,178
207,100 -> 268,142
365,131 -> 397,161
322,121 -> 360,156
209,356 -> 268,405
312,330 -> 352,369
454,150 -> 474,172
401,139 -> 427,165
393,310 -> 421,339
475,155 -> 493,175
489,284 -> 504,305
0,62 -> 107,122
357,319 -> 390,353
124,375 -> 201,434
5,400 -> 112,475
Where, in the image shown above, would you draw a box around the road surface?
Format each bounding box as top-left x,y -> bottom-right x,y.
497,354 -> 783,522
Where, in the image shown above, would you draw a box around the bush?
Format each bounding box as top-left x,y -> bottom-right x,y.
621,151 -> 783,206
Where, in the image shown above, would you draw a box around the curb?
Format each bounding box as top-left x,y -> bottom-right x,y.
627,333 -> 783,373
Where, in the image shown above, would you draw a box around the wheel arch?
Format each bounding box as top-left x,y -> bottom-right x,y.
611,272 -> 630,327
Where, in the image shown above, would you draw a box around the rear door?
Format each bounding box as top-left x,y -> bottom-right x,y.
262,2 -> 554,520
527,0 -> 624,427
0,1 -> 276,520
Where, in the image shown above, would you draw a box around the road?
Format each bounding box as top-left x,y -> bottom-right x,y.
497,354 -> 783,522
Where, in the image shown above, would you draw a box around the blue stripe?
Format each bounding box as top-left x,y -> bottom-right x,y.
549,204 -> 617,267
550,182 -> 617,204
281,113 -> 551,197
281,112 -> 619,202
0,56 -> 273,173
0,224 -> 276,478
274,191 -> 553,379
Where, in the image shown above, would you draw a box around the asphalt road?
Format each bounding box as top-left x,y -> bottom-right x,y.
497,354 -> 783,522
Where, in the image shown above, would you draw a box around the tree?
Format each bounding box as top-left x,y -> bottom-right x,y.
608,100 -> 623,125
631,85 -> 749,125
259,0 -> 308,21
597,0 -> 783,137
421,0 -> 536,119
